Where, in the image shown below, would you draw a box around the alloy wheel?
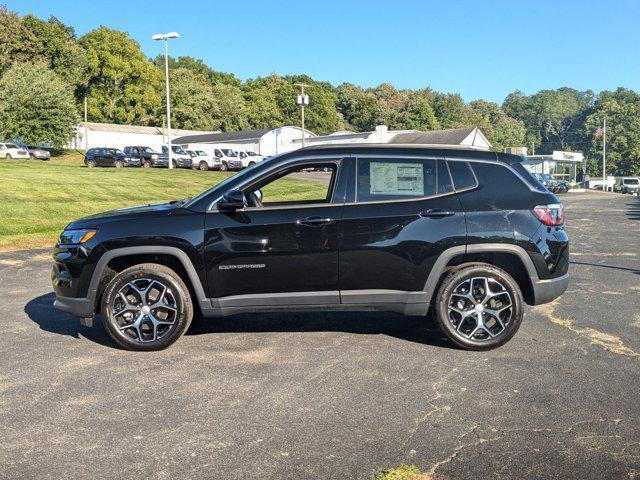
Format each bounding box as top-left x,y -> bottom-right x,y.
112,278 -> 178,343
447,276 -> 513,341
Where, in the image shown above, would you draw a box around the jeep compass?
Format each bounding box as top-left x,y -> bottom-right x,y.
52,145 -> 569,351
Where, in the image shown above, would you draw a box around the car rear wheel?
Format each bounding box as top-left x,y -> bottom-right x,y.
248,161 -> 256,167
199,161 -> 209,171
434,263 -> 524,350
114,160 -> 124,168
100,263 -> 193,351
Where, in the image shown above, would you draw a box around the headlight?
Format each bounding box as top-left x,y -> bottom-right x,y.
151,154 -> 158,159
59,229 -> 97,245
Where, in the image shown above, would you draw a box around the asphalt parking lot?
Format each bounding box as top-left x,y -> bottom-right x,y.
1,191 -> 639,479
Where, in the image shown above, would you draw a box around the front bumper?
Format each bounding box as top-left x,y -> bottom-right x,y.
531,273 -> 570,305
53,295 -> 94,318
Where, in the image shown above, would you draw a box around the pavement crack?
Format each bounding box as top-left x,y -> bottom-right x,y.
425,425 -> 502,476
534,301 -> 640,359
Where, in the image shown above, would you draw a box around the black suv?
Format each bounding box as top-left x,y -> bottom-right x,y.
84,148 -> 140,168
123,146 -> 166,168
53,145 -> 569,351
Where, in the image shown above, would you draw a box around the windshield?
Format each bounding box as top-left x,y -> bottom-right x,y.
142,147 -> 154,152
172,146 -> 186,154
624,179 -> 639,185
222,149 -> 237,157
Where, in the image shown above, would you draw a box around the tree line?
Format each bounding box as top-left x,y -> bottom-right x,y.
0,6 -> 638,175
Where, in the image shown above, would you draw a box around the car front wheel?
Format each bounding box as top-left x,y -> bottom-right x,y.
100,263 -> 193,351
220,162 -> 228,171
142,160 -> 151,168
86,159 -> 96,168
6,154 -> 12,159
114,160 -> 124,168
434,263 -> 524,350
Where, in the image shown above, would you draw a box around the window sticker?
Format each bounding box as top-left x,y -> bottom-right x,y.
370,162 -> 424,196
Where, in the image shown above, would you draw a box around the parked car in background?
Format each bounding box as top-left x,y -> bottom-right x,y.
84,148 -> 140,168
614,177 -> 640,194
207,147 -> 242,170
27,145 -> 51,160
239,151 -> 264,167
123,146 -> 165,168
185,149 -> 222,171
0,142 -> 29,159
533,173 -> 569,194
161,145 -> 192,169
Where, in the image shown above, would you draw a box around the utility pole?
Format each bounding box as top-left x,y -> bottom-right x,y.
602,117 -> 607,191
83,96 -> 88,151
153,32 -> 179,168
294,83 -> 310,147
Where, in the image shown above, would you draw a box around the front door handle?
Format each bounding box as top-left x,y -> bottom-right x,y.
297,216 -> 335,226
419,209 -> 455,218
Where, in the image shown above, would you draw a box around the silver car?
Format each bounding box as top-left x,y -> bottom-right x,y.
27,146 -> 51,160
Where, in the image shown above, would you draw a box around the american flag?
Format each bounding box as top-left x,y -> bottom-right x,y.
595,125 -> 605,139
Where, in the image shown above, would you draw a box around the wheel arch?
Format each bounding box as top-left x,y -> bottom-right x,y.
88,246 -> 208,314
423,244 -> 537,305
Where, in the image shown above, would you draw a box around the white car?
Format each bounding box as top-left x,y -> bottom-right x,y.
185,149 -> 223,171
0,142 -> 30,159
239,151 -> 264,167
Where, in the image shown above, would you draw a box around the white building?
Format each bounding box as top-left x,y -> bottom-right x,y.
522,151 -> 584,183
70,122 -> 213,151
173,126 -> 315,156
292,125 -> 492,150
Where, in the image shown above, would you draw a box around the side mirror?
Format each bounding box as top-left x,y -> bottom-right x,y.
218,189 -> 245,211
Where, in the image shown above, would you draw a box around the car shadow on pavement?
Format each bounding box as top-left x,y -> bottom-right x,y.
187,311 -> 456,349
25,292 -> 455,350
626,196 -> 640,220
24,292 -> 117,348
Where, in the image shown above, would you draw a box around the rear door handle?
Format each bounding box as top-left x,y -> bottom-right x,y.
419,209 -> 455,218
297,216 -> 335,226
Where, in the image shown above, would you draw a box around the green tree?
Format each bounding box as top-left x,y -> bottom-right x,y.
584,88 -> 640,176
469,100 -> 525,151
80,27 -> 163,125
0,6 -> 46,75
337,83 -> 378,131
0,62 -> 79,147
21,14 -> 88,92
154,55 -> 241,87
401,93 -> 440,131
210,82 -> 249,131
503,88 -> 593,153
168,68 -> 217,130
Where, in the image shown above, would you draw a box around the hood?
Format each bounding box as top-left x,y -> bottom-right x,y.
65,202 -> 178,229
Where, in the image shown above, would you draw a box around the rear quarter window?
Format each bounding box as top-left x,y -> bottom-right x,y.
468,162 -> 533,207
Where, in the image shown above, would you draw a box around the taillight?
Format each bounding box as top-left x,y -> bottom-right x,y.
533,203 -> 564,226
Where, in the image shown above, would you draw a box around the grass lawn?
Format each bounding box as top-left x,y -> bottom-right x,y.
0,151 -> 327,251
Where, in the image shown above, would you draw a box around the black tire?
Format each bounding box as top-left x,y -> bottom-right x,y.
220,161 -> 228,171
114,160 -> 124,168
142,160 -> 151,168
100,263 -> 193,351
172,160 -> 178,169
199,161 -> 209,171
30,153 -> 35,160
6,154 -> 12,159
86,159 -> 96,168
434,263 -> 524,351
248,161 -> 256,167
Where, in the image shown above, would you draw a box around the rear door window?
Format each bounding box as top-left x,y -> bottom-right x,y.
447,161 -> 477,190
356,157 -> 451,202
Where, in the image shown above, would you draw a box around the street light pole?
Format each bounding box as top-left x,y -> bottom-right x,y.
153,32 -> 180,169
295,83 -> 310,147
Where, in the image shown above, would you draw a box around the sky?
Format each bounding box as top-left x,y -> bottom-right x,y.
10,0 -> 640,103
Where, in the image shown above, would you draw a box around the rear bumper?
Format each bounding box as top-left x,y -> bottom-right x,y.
531,273 -> 569,305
